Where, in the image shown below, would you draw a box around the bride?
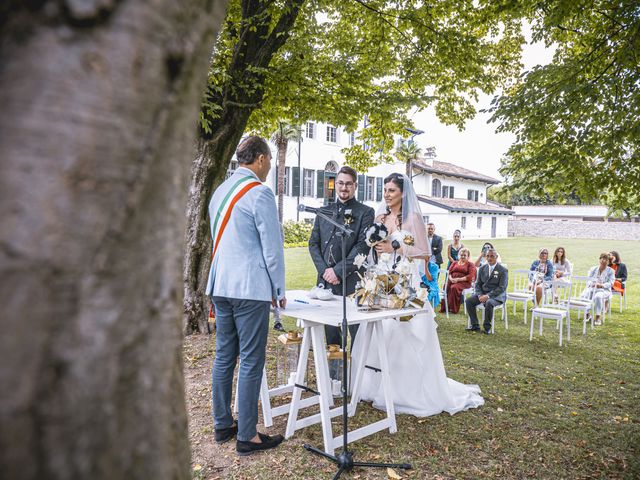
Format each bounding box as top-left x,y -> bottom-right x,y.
353,173 -> 484,416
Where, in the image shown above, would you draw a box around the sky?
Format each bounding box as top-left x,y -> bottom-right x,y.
410,30 -> 555,181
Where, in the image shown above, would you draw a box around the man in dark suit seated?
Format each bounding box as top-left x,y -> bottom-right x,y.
465,248 -> 508,334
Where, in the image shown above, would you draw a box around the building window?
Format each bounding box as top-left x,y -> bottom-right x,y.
283,166 -> 290,195
225,160 -> 238,180
326,125 -> 337,143
442,186 -> 454,198
467,189 -> 479,202
349,132 -> 355,146
432,179 -> 441,197
303,168 -> 314,196
461,216 -> 467,229
366,176 -> 375,201
422,215 -> 429,224
305,122 -> 315,139
477,217 -> 482,229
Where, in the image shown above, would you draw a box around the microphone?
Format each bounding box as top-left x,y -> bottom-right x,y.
298,204 -> 319,214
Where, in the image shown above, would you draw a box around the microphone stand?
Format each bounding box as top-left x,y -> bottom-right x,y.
302,208 -> 412,479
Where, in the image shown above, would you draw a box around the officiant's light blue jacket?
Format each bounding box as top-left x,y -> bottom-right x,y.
205,167 -> 286,302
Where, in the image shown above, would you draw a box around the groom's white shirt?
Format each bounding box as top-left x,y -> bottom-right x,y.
205,167 -> 285,302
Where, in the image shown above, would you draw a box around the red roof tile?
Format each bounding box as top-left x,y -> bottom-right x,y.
417,195 -> 513,214
413,159 -> 500,184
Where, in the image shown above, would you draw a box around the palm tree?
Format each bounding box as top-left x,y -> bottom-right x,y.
272,122 -> 302,223
395,141 -> 422,177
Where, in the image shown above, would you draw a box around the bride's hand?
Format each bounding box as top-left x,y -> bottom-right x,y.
375,241 -> 393,253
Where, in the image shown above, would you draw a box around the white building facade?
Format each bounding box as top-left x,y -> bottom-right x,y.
229,121 -> 512,239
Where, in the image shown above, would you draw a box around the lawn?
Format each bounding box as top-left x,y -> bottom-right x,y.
186,237 -> 639,479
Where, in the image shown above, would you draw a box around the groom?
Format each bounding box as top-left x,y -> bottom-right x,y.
206,136 -> 286,456
308,166 -> 375,349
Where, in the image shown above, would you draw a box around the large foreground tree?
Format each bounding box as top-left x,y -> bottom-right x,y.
184,0 -> 526,332
488,0 -> 640,217
0,2 -> 227,479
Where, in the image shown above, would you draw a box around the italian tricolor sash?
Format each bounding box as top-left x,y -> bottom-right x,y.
208,175 -> 261,323
211,175 -> 262,262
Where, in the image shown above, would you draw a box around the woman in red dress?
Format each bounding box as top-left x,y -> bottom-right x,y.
441,248 -> 477,314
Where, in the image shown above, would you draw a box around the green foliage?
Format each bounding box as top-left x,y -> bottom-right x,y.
488,1 -> 640,216
202,0 -> 526,172
488,183 -> 587,207
282,220 -> 313,244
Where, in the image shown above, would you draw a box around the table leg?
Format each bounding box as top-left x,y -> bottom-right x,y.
374,320 -> 397,434
310,324 -> 335,455
285,324 -> 311,439
348,321 -> 374,417
260,368 -> 273,427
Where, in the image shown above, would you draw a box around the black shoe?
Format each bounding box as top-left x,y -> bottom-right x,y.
481,329 -> 491,335
273,320 -> 285,332
215,420 -> 238,444
465,326 -> 480,332
236,432 -> 284,456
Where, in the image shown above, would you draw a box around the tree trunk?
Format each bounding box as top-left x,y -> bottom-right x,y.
183,0 -> 306,334
276,138 -> 288,224
0,2 -> 227,479
406,160 -> 412,177
183,121 -> 252,335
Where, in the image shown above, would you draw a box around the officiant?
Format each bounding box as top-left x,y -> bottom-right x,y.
308,166 -> 375,349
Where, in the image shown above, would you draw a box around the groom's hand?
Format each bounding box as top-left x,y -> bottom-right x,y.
279,297 -> 287,309
323,268 -> 340,285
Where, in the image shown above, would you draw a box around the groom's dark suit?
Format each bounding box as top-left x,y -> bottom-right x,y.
308,197 -> 374,346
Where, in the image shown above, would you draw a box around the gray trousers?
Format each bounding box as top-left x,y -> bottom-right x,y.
211,296 -> 270,441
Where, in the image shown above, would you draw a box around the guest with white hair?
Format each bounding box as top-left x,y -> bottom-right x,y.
583,253 -> 615,326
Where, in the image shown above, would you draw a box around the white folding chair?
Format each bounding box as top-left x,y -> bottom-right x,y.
610,280 -> 627,313
530,280 -> 571,346
438,269 -> 449,318
462,282 -> 475,315
563,275 -> 594,335
506,269 -> 535,324
467,300 -> 506,334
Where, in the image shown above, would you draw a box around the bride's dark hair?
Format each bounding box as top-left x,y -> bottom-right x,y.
382,173 -> 404,230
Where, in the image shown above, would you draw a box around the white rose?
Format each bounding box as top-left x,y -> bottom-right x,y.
354,253 -> 367,269
379,252 -> 391,264
395,260 -> 412,275
416,288 -> 428,301
364,278 -> 378,292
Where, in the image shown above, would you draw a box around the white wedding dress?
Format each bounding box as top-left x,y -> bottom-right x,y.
353,236 -> 484,416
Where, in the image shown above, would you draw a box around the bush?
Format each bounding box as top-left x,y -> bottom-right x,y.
282,220 -> 313,244
284,241 -> 308,249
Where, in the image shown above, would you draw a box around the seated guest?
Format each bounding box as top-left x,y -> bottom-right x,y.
529,248 -> 554,304
552,246 -> 572,300
465,249 -> 508,334
582,253 -> 615,325
609,251 -> 628,296
475,242 -> 502,267
446,229 -> 465,269
421,256 -> 441,308
552,246 -> 572,282
441,247 -> 476,314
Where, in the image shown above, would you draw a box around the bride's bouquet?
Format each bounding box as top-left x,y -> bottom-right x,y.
352,224 -> 429,310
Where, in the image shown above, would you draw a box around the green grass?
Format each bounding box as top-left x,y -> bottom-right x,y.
226,238 -> 640,479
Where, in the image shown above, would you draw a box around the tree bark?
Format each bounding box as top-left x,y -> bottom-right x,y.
0,1 -> 227,479
183,0 -> 305,334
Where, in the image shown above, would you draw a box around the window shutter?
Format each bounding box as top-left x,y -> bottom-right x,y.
376,177 -> 383,201
292,167 -> 300,197
357,175 -> 365,201
316,170 -> 325,198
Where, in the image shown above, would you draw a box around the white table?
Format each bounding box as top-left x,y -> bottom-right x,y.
283,289 -> 421,455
